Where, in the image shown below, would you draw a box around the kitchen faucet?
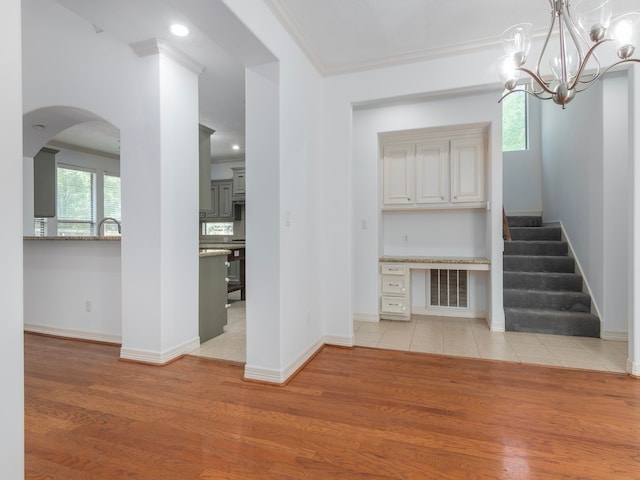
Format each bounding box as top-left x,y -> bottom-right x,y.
97,217 -> 121,236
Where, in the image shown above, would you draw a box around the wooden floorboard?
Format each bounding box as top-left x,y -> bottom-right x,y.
25,333 -> 640,479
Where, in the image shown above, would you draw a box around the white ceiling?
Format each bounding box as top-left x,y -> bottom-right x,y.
40,0 -> 638,159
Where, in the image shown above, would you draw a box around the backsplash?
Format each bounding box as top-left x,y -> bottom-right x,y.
200,204 -> 245,242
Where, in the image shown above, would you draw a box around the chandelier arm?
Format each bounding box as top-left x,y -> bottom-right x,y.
498,87 -> 551,104
536,11 -> 557,80
574,58 -> 640,92
568,38 -> 612,91
564,2 -> 603,80
516,67 -> 556,95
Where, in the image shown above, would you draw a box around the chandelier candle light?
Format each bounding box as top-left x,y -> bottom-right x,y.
498,0 -> 640,108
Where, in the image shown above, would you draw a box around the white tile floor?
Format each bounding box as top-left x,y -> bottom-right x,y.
189,306 -> 629,374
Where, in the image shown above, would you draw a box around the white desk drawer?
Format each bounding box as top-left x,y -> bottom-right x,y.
381,275 -> 407,294
380,296 -> 409,314
381,264 -> 407,275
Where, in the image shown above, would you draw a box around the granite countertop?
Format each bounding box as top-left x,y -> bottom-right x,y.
380,255 -> 490,264
199,249 -> 232,258
24,236 -> 121,241
199,242 -> 245,249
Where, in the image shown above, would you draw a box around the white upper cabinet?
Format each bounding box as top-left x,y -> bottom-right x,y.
380,125 -> 487,210
415,140 -> 449,205
382,144 -> 414,205
451,136 -> 485,204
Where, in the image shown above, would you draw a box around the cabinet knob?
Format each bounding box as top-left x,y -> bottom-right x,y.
225,303 -> 231,309
401,307 -> 407,311
401,288 -> 406,292
225,277 -> 230,283
225,261 -> 230,267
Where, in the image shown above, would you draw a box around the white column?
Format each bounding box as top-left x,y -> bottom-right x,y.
0,0 -> 24,477
120,40 -> 203,363
629,65 -> 640,376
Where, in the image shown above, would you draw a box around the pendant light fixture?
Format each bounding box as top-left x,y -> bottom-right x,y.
498,0 -> 640,108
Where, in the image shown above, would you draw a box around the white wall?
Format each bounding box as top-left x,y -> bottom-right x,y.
224,0 -> 328,380
542,75 -> 631,337
24,241 -> 122,341
351,91 -> 500,321
210,159 -> 245,180
0,0 -> 24,477
503,96 -> 543,215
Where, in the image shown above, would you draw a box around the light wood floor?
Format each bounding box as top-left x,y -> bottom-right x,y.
25,333 -> 640,479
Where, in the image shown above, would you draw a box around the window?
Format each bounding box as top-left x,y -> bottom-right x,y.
34,218 -> 47,236
103,173 -> 121,235
202,222 -> 234,236
502,88 -> 528,152
57,165 -> 96,236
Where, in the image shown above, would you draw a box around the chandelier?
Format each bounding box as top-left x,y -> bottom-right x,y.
498,0 -> 640,108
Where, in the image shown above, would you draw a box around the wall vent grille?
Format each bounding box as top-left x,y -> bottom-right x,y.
429,269 -> 468,308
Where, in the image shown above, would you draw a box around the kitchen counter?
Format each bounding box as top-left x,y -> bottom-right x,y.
199,242 -> 245,249
24,236 -> 121,241
199,249 -> 231,258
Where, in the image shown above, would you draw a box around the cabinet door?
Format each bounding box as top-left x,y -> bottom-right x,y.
210,183 -> 220,217
415,140 -> 449,205
451,136 -> 485,204
382,144 -> 414,205
219,181 -> 233,219
232,168 -> 246,197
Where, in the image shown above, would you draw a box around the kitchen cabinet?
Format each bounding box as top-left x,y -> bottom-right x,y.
381,125 -> 486,210
232,167 -> 245,199
199,253 -> 228,342
205,180 -> 233,219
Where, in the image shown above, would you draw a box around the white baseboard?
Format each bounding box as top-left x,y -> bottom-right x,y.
244,339 -> 325,384
24,323 -> 121,344
353,313 -> 378,323
120,337 -> 200,365
627,358 -> 640,376
601,331 -> 628,342
323,334 -> 353,347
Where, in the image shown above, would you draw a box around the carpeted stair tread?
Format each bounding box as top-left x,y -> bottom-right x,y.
503,215 -> 599,338
507,216 -> 543,227
503,255 -> 575,273
504,240 -> 568,256
503,271 -> 583,291
509,226 -> 562,241
504,307 -> 600,337
503,288 -> 591,312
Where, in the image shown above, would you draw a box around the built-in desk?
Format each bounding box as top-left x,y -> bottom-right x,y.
379,256 -> 490,321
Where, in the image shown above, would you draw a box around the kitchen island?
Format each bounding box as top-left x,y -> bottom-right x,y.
199,248 -> 231,343
200,242 -> 246,300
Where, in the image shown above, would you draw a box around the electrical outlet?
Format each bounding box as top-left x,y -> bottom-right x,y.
85,301 -> 91,312
402,235 -> 409,244
361,219 -> 368,230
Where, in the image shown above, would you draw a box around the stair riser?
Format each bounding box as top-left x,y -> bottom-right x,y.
503,272 -> 583,291
505,310 -> 600,338
504,242 -> 568,256
503,256 -> 575,273
507,216 -> 543,228
509,227 -> 561,241
504,290 -> 591,312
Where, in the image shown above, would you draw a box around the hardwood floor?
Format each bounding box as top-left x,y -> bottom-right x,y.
25,334 -> 640,479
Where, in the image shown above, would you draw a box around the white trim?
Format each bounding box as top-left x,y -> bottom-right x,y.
244,339 -> 325,384
549,221 -> 604,322
601,331 -> 628,341
627,358 -> 640,376
504,211 -> 543,217
353,313 -> 379,323
24,323 -> 121,344
413,306 -> 485,319
120,337 -> 200,364
129,39 -> 204,75
323,334 -> 353,347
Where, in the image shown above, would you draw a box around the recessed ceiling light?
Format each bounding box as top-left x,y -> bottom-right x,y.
232,145 -> 240,151
169,24 -> 189,37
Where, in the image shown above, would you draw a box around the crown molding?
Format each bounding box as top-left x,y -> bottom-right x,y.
130,38 -> 204,75
47,140 -> 120,161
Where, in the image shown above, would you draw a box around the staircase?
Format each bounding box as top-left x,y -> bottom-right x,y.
503,216 -> 600,338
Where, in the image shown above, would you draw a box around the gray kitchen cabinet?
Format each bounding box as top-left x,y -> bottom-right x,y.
199,254 -> 228,342
231,167 -> 245,199
207,179 -> 233,219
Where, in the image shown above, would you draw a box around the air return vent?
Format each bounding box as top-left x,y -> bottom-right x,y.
430,269 -> 468,308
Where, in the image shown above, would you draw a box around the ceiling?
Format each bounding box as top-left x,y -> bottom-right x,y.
40,0 -> 638,160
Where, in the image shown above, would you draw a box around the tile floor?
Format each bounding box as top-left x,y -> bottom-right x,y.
189,306 -> 629,374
